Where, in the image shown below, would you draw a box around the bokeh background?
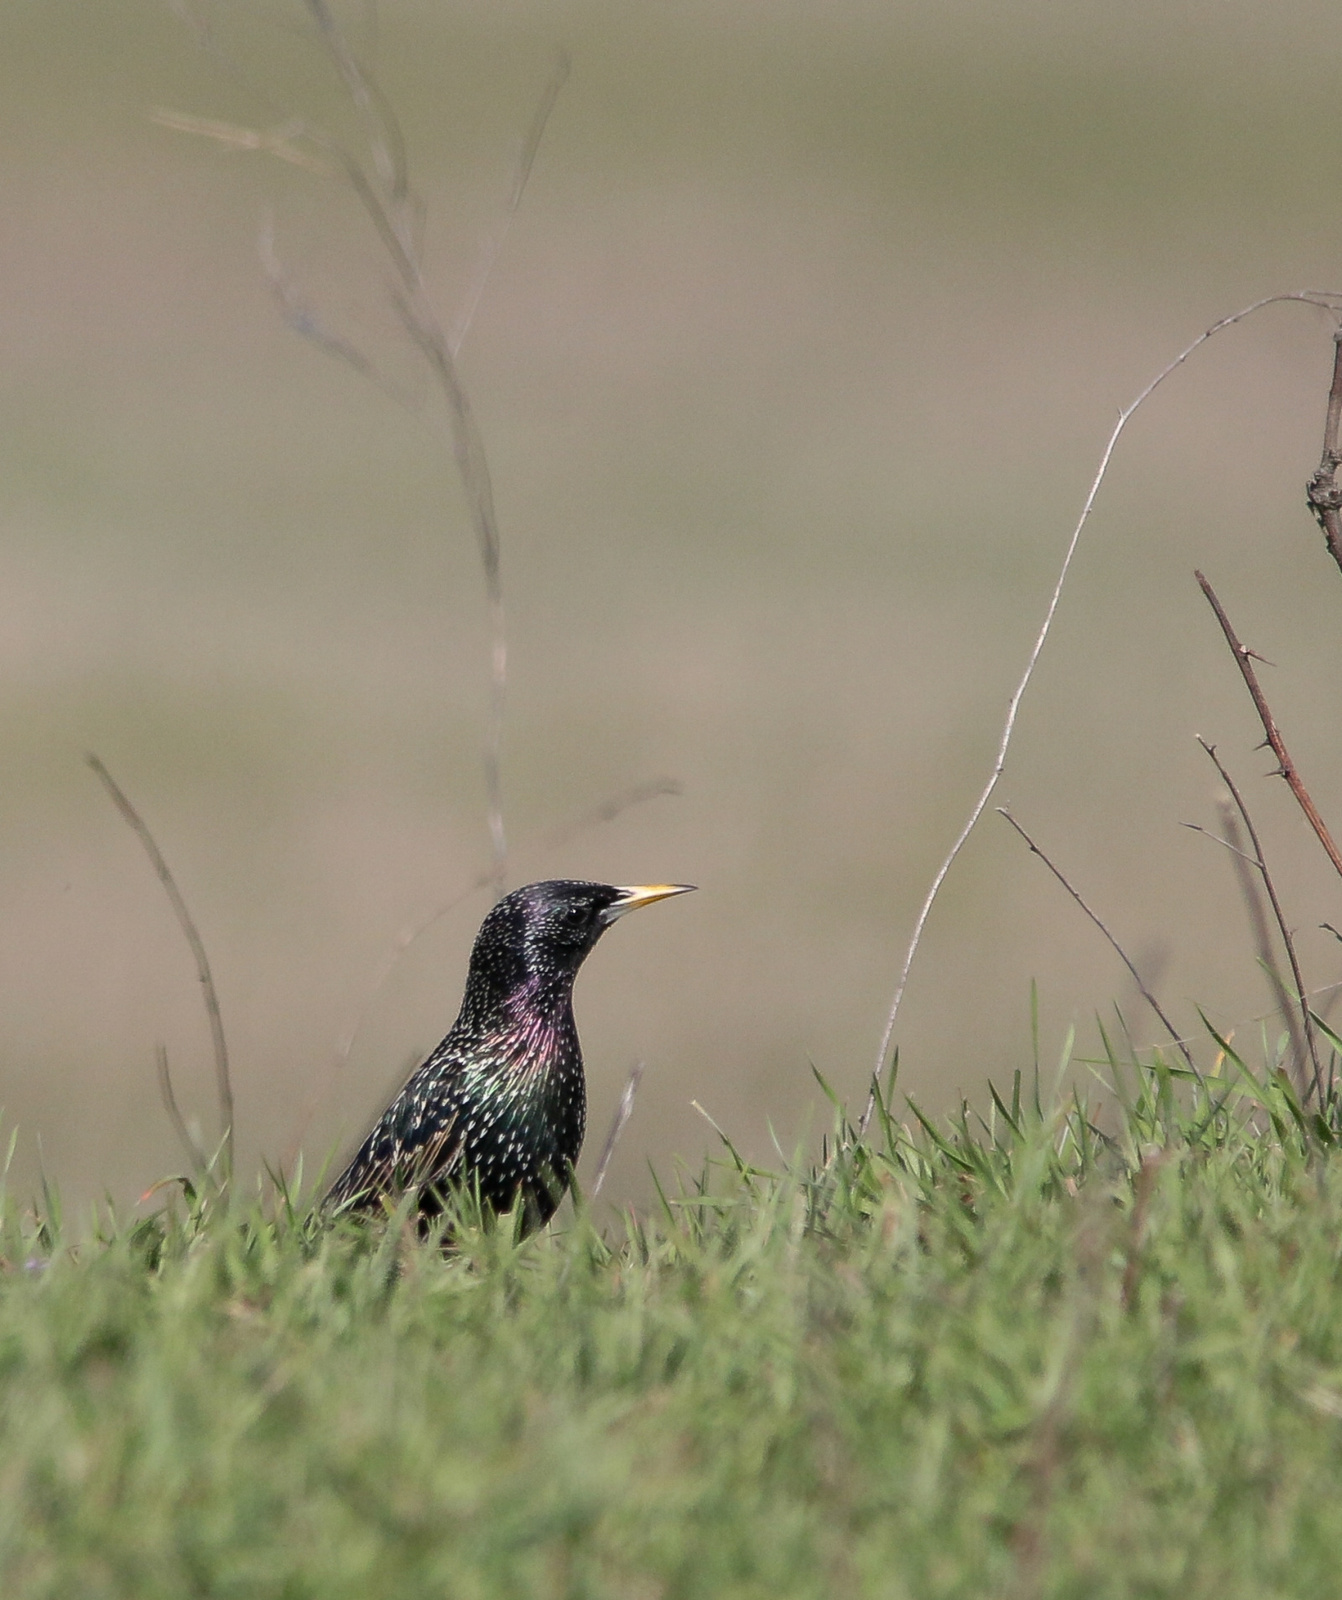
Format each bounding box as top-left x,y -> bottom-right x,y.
4,0 -> 1342,1216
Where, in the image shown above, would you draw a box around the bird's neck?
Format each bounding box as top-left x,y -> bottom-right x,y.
504,972 -> 576,1033
459,968 -> 576,1037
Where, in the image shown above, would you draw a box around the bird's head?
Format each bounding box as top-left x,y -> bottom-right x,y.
467,879 -> 696,1007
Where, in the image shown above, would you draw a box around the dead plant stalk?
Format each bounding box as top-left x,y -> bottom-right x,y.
863,290 -> 1342,1135
87,754 -> 234,1184
1191,738 -> 1323,1102
1306,327 -> 1342,576
1194,570 -> 1342,882
166,5 -> 571,899
996,808 -> 1196,1074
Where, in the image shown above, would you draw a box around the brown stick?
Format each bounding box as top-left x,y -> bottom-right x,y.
450,52 -> 570,356
1187,740 -> 1321,1101
997,808 -> 1196,1072
1194,571 -> 1342,881
1306,328 -> 1342,578
590,1063 -> 646,1201
155,1044 -> 208,1179
88,755 -> 234,1183
1218,801 -> 1311,1090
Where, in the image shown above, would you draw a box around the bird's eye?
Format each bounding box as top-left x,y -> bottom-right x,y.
563,903 -> 592,928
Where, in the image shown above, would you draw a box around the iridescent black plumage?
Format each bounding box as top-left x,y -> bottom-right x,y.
326,879 -> 693,1232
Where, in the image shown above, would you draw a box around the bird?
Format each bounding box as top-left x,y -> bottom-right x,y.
325,879 -> 695,1233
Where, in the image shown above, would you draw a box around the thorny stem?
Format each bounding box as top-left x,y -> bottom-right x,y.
1194,571 -> 1342,882
862,291 -> 1342,1136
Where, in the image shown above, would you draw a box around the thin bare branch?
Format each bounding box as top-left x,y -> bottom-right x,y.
451,51 -> 570,356
861,292 -> 1342,1134
150,108 -> 332,173
303,0 -> 408,205
391,288 -> 509,893
1217,799 -> 1310,1088
1306,328 -> 1342,577
292,3 -> 516,894
540,776 -> 682,849
156,1043 -> 208,1179
997,807 -> 1196,1072
590,1062 -> 645,1201
258,220 -> 416,405
170,7 -> 556,902
87,754 -> 234,1182
1194,570 -> 1342,881
1194,736 -> 1322,1102
1179,821 -> 1258,868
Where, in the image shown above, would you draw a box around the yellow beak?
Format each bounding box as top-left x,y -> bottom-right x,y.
603,883 -> 697,922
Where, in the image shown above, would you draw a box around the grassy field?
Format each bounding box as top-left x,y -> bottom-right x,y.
3,1048 -> 1342,1598
9,14 -> 1342,1586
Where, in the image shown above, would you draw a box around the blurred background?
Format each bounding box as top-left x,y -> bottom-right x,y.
4,0 -> 1342,1216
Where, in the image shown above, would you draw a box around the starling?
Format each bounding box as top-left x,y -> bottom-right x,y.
325,879 -> 694,1231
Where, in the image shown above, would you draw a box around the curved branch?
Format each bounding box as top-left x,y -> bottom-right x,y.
88,755 -> 234,1183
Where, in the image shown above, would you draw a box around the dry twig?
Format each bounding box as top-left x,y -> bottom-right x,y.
155,1043 -> 208,1180
1184,807 -> 1310,1089
258,219 -> 417,406
1194,570 -> 1342,881
997,807 -> 1196,1073
148,109 -> 328,172
87,754 -> 234,1183
165,8 -> 569,901
1189,737 -> 1322,1101
450,52 -> 570,357
862,291 -> 1342,1135
1219,800 -> 1309,1083
590,1062 -> 646,1201
1306,327 -> 1342,577
301,0 -> 511,893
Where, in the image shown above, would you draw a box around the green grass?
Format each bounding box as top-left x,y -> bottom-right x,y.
3,1049 -> 1342,1598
